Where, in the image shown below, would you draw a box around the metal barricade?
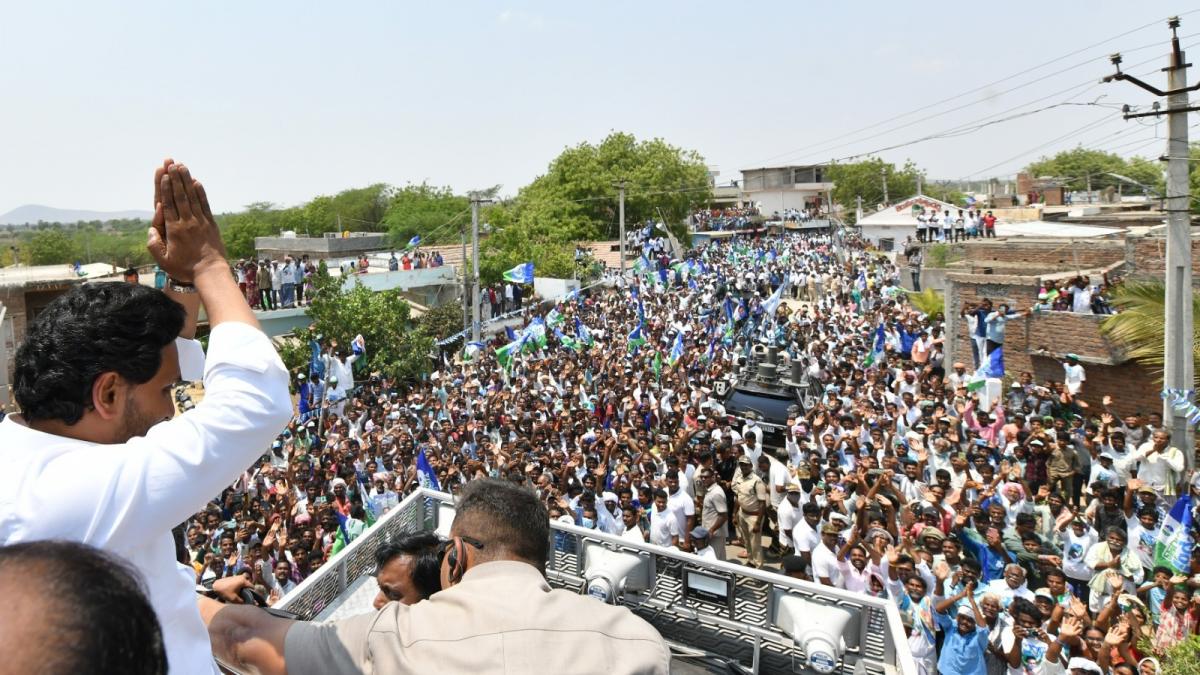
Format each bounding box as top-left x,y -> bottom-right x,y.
277,488 -> 915,675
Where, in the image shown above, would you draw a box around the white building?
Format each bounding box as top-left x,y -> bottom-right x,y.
740,165 -> 833,217
855,194 -> 964,250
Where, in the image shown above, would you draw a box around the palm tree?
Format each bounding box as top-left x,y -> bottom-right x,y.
905,288 -> 945,318
1099,280 -> 1200,386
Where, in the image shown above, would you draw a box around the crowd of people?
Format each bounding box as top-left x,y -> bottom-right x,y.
172,221 -> 1199,674
916,209 -> 997,243
387,249 -> 446,271
690,206 -> 760,232
233,256 -> 317,310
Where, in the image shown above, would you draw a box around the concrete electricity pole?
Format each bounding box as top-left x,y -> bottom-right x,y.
615,179 -> 627,276
881,168 -> 889,205
469,195 -> 492,342
461,222 -> 469,337
1105,16 -> 1200,467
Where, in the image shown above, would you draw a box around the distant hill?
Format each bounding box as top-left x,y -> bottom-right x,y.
0,204 -> 153,226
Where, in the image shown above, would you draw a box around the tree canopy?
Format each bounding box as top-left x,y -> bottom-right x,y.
476,132 -> 711,284
1024,146 -> 1163,195
279,263 -> 434,381
828,158 -> 965,222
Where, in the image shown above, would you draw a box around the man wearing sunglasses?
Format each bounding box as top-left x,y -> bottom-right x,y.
202,478 -> 670,674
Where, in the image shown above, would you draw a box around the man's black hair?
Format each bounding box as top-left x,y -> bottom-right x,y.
374,531 -> 443,600
0,540 -> 167,674
13,283 -> 184,424
453,478 -> 550,571
1009,597 -> 1042,625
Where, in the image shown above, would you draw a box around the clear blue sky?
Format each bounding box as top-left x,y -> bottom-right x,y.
0,1 -> 1193,215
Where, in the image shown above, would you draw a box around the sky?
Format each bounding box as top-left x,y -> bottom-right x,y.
0,1 -> 1194,215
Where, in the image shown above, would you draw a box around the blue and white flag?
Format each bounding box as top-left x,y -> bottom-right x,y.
667,331 -> 685,367
863,323 -> 886,368
406,235 -> 421,250
309,338 -> 325,379
502,262 -> 535,284
416,448 -> 441,492
1155,494 -> 1194,573
762,278 -> 789,318
967,347 -> 1005,392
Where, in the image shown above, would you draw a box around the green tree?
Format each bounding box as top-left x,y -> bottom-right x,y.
828,158 -> 924,222
281,266 -> 434,381
27,229 -> 79,265
381,184 -> 471,248
1024,146 -> 1158,195
418,302 -> 466,341
476,132 -> 709,283
1100,279 -> 1200,387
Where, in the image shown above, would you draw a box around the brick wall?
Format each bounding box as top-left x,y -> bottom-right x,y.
940,234 -> 1182,415
1126,235 -> 1200,282
1029,355 -> 1161,416
960,239 -> 1126,271
1024,312 -> 1126,362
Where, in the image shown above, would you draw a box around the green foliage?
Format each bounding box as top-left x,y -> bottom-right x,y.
828,158 -> 967,221
477,132 -> 710,284
1162,634 -> 1200,675
905,288 -> 945,318
1100,280 -> 1200,387
1025,146 -> 1163,195
923,243 -> 960,269
217,185 -> 391,260
283,266 -> 434,381
417,302 -> 465,341
381,184 -> 470,248
28,229 -> 79,265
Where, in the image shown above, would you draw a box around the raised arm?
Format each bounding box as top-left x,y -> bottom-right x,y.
32,162 -> 293,548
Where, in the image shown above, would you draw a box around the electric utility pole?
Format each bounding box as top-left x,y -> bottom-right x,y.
461,222 -> 469,337
881,168 -> 889,205
469,195 -> 493,342
614,179 -> 627,276
1105,16 -> 1200,468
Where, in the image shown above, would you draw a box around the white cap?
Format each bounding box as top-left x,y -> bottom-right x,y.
1067,657 -> 1102,675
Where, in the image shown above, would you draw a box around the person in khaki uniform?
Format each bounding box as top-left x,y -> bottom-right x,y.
731,455 -> 768,568
201,479 -> 670,675
1045,437 -> 1078,505
699,468 -> 729,560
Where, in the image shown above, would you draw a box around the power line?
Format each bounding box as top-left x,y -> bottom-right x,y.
958,114 -> 1119,179
740,15 -> 1200,168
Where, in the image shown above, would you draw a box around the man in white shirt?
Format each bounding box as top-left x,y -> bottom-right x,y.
811,523 -> 844,588
664,470 -> 696,551
1062,354 -> 1086,396
0,161 -> 293,675
776,483 -> 805,553
1126,430 -> 1186,500
621,506 -> 646,544
648,489 -> 680,548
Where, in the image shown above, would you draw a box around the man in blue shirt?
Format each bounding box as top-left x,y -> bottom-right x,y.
934,590 -> 988,675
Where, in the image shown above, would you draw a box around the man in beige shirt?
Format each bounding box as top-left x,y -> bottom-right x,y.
202,478 -> 670,674
731,455 -> 769,568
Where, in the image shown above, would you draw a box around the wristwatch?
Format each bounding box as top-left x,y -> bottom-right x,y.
168,277 -> 198,294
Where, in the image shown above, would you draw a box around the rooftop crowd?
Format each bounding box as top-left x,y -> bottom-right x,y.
186,227 -> 1199,675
